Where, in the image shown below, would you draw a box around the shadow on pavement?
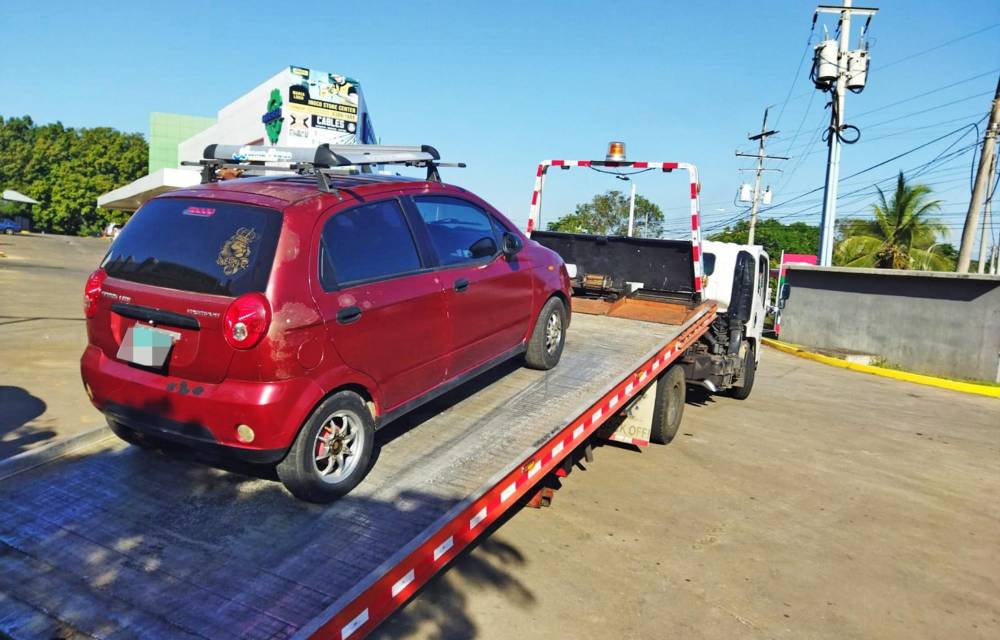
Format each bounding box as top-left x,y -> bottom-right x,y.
0,386 -> 54,459
0,315 -> 85,326
373,528 -> 535,640
684,385 -> 716,407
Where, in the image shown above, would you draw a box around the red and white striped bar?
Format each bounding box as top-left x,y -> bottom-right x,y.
525,159 -> 705,297
308,306 -> 716,640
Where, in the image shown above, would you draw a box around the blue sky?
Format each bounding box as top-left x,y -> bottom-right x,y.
2,1 -> 998,249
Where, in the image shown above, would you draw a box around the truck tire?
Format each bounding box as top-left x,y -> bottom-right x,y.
726,342 -> 756,400
277,391 -> 375,503
524,297 -> 567,370
650,365 -> 685,444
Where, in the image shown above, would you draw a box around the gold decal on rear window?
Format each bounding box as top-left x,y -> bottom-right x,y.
217,227 -> 258,276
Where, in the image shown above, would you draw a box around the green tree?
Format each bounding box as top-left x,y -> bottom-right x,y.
834,172 -> 949,270
0,115 -> 147,236
708,218 -> 820,259
547,190 -> 665,237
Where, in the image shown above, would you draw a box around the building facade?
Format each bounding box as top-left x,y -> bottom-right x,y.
148,113 -> 216,173
99,66 -> 375,211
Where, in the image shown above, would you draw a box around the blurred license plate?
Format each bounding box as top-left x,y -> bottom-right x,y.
117,325 -> 178,367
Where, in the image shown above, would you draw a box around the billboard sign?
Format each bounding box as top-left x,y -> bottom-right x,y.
262,65 -> 375,148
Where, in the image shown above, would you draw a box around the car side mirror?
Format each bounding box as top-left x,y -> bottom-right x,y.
501,232 -> 523,257
469,237 -> 497,259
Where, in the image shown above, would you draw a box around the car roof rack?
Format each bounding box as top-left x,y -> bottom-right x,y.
180,143 -> 466,197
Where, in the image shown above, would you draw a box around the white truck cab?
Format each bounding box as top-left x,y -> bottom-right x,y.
702,240 -> 770,366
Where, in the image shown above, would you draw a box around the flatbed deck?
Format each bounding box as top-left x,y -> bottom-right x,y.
0,307 -> 714,640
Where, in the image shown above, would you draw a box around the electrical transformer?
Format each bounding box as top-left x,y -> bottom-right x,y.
846,49 -> 869,91
812,39 -> 838,89
738,184 -> 753,203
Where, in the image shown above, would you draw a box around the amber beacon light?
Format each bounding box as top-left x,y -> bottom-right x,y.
605,141 -> 626,162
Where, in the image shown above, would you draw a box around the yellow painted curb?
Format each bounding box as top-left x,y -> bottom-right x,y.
762,338 -> 1000,399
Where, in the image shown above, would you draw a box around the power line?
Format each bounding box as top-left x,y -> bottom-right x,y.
860,91 -> 994,126
774,28 -> 819,129
702,129 -> 981,233
774,115 -> 827,193
875,23 -> 1000,70
759,124 -> 977,215
850,69 -> 999,119
756,147 -> 980,225
778,91 -> 992,156
781,114 -> 984,164
776,73 -> 996,156
774,90 -> 819,158
781,141 -> 980,212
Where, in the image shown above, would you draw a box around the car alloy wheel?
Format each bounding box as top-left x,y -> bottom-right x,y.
544,312 -> 562,355
313,410 -> 364,483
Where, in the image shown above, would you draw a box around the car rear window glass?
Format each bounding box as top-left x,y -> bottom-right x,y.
320,199 -> 422,288
101,198 -> 282,297
412,196 -> 500,265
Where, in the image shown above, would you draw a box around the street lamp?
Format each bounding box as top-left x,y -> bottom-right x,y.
616,175 -> 637,237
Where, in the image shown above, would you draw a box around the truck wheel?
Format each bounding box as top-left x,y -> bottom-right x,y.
726,342 -> 756,400
650,365 -> 685,444
277,391 -> 374,503
4,229 -> 12,235
107,418 -> 156,449
524,297 -> 566,370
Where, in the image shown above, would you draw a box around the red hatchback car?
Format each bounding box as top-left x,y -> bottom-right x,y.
81,169 -> 571,501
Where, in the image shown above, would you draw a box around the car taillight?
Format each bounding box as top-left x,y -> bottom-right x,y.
84,269 -> 106,318
223,293 -> 271,349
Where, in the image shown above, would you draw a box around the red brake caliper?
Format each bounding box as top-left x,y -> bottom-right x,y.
316,426 -> 329,457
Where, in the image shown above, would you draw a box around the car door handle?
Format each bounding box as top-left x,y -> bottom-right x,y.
336,306 -> 362,325
454,278 -> 470,293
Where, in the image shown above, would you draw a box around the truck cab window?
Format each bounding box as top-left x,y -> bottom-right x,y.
704,253 -> 716,276
757,255 -> 768,298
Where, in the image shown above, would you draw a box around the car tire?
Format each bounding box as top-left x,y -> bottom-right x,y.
107,418 -> 156,449
524,296 -> 567,370
650,365 -> 685,444
726,342 -> 756,400
276,390 -> 374,503
4,229 -> 12,235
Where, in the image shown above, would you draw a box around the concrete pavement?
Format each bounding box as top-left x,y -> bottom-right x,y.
0,233 -> 107,459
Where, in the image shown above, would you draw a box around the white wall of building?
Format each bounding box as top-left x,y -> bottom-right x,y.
178,69 -> 288,165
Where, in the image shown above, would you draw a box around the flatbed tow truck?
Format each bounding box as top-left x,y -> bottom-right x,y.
0,145 -> 761,640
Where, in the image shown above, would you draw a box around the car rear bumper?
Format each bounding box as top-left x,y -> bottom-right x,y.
81,345 -> 324,463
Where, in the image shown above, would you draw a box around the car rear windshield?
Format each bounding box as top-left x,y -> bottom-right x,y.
102,198 -> 282,296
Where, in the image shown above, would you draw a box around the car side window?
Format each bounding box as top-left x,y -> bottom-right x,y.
319,199 -> 422,289
412,196 -> 500,266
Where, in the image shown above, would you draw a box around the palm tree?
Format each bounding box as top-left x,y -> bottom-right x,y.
834,172 -> 949,270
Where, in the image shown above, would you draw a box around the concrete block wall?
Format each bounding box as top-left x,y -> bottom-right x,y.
780,266 -> 1000,382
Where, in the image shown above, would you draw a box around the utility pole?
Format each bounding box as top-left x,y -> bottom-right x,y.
814,1 -> 878,266
736,108 -> 787,245
976,150 -> 997,273
958,76 -> 1000,272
